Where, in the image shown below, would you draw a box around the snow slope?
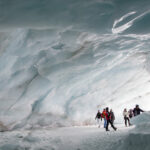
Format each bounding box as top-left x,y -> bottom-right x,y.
0,112 -> 149,150
115,112 -> 150,150
0,124 -> 133,150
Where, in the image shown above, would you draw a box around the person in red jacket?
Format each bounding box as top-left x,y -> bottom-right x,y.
105,107 -> 117,131
101,108 -> 107,128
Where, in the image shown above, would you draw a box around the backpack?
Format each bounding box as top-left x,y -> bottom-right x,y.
106,112 -> 111,120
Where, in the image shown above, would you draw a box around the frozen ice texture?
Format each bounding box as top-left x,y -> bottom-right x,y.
0,0 -> 150,129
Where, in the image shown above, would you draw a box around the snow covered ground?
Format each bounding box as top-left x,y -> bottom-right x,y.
0,124 -> 133,150
0,112 -> 149,150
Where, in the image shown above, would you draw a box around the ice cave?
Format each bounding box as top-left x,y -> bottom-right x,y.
0,0 -> 150,150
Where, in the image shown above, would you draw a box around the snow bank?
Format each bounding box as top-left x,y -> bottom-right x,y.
131,111 -> 150,125
116,112 -> 150,150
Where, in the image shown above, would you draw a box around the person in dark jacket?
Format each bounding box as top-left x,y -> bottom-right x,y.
128,109 -> 133,118
105,107 -> 117,131
110,109 -> 115,124
133,105 -> 144,116
95,110 -> 102,128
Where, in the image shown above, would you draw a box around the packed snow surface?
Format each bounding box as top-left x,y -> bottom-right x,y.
0,124 -> 133,150
0,113 -> 150,150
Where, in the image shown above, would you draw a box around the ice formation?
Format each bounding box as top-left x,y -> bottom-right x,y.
0,0 -> 150,130
0,0 -> 150,150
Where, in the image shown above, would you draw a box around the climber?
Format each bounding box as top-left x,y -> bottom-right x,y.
105,107 -> 117,131
95,110 -> 102,128
133,105 -> 144,116
123,108 -> 131,127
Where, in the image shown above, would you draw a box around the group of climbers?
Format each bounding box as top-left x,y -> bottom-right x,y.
95,107 -> 117,131
123,104 -> 144,127
95,104 -> 144,131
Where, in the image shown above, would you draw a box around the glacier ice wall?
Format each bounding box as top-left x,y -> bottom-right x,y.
0,0 -> 150,129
